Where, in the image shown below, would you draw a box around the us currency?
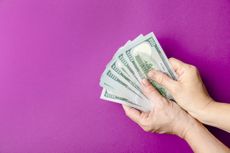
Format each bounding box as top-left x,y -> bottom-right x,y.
102,35 -> 152,107
101,37 -> 151,111
121,32 -> 177,99
100,32 -> 177,111
100,69 -> 150,107
100,88 -> 150,112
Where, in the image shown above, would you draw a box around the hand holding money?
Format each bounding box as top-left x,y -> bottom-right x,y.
122,78 -> 196,138
99,32 -> 230,153
100,32 -> 177,111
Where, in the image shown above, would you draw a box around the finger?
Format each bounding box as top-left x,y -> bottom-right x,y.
147,70 -> 178,94
142,79 -> 163,103
169,57 -> 187,75
122,104 -> 141,123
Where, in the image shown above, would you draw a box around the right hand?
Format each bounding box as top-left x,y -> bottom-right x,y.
147,58 -> 214,117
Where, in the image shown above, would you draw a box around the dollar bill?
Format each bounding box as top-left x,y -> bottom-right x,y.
100,88 -> 150,112
100,32 -> 177,111
100,69 -> 148,103
121,32 -> 177,99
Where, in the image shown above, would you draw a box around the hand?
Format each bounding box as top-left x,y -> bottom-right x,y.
147,58 -> 214,117
122,79 -> 196,138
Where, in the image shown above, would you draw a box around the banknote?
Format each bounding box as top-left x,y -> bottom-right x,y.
100,32 -> 177,111
121,32 -> 177,99
100,88 -> 150,112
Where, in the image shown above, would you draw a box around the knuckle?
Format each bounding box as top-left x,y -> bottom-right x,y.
189,65 -> 197,72
142,126 -> 152,132
156,74 -> 165,84
139,119 -> 147,127
169,57 -> 176,62
159,75 -> 170,86
139,120 -> 152,132
192,66 -> 197,71
188,65 -> 200,76
138,119 -> 145,126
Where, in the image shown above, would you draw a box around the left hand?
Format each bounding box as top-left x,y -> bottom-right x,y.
122,79 -> 196,138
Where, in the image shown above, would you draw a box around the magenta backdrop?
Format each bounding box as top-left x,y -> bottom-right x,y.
0,0 -> 230,152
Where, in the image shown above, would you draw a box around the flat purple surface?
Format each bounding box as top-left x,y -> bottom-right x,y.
0,0 -> 230,152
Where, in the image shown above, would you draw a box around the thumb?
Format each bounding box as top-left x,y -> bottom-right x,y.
147,69 -> 179,94
142,79 -> 163,103
122,105 -> 141,123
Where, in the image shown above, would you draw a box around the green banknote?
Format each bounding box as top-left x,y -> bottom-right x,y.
100,32 -> 177,111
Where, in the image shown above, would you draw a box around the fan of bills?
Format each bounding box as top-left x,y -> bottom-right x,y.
100,32 -> 177,112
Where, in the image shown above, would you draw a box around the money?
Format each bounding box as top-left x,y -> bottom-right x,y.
100,32 -> 177,112
100,89 -> 148,112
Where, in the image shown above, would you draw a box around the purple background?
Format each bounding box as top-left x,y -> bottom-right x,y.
0,0 -> 230,152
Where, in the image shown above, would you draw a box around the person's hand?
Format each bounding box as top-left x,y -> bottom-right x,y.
122,79 -> 196,138
147,58 -> 214,118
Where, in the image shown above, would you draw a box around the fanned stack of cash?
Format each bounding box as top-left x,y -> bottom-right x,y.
100,32 -> 177,112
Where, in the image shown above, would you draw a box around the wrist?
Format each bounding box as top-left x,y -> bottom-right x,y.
172,110 -> 198,138
188,98 -> 216,123
180,118 -> 201,140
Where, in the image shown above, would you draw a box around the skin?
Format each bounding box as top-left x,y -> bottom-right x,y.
122,57 -> 230,153
147,58 -> 230,132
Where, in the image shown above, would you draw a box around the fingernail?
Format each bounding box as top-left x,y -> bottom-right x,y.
142,79 -> 148,86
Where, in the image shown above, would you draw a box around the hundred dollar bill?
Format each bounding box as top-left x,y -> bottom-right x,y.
106,41 -> 131,68
106,44 -> 136,82
100,70 -> 151,108
100,69 -> 146,102
116,53 -> 141,84
111,34 -> 143,62
106,60 -> 146,100
121,32 -> 177,99
100,88 -> 150,112
99,32 -> 176,112
113,34 -> 151,86
106,35 -> 143,69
